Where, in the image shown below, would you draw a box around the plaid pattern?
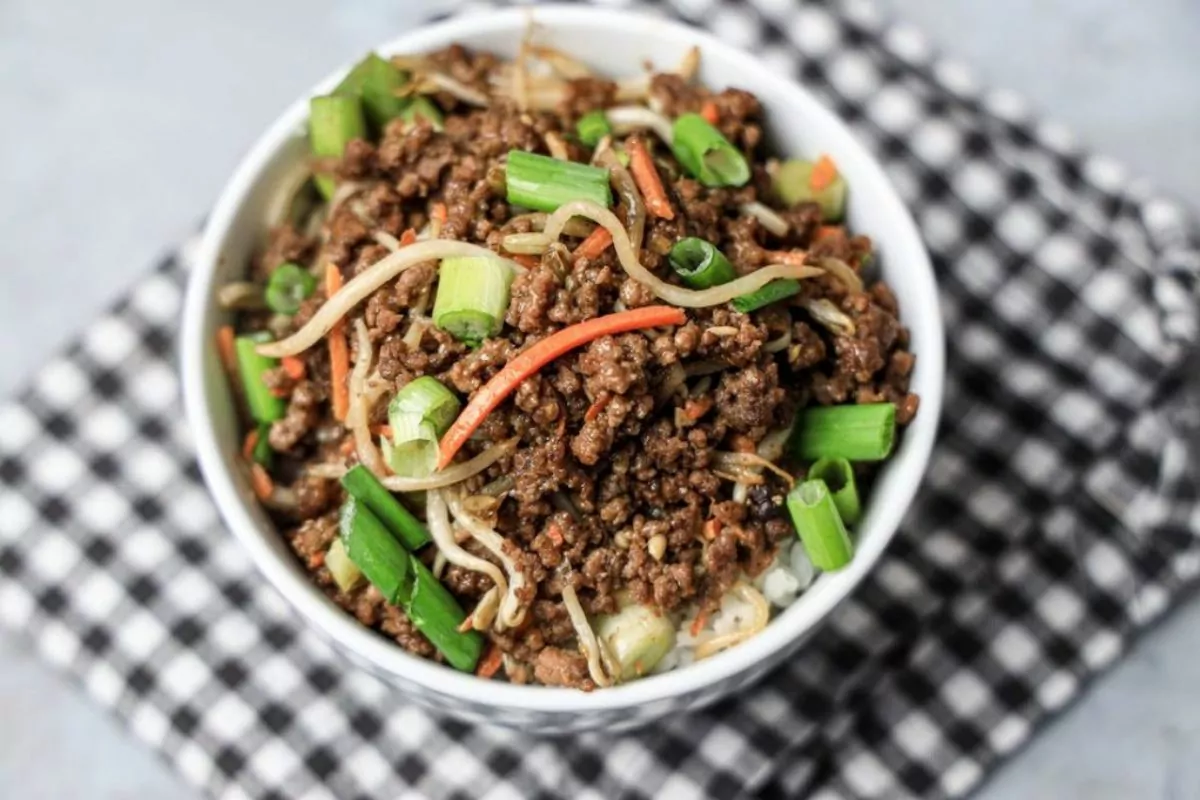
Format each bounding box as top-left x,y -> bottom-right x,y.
3,0 -> 1200,797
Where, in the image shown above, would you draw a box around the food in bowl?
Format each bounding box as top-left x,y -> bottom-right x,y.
215,41 -> 919,690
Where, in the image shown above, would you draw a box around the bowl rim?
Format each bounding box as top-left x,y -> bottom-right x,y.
181,3 -> 945,714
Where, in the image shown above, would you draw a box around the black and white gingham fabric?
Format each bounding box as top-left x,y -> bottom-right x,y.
3,0 -> 1199,797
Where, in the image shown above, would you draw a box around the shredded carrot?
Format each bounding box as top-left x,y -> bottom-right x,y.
729,434 -> 756,454
683,396 -> 713,420
511,253 -> 540,270
763,249 -> 810,267
546,522 -> 565,547
627,137 -> 675,220
584,393 -> 611,422
438,306 -> 686,469
810,155 -> 838,191
308,552 -> 326,570
324,264 -> 351,422
700,100 -> 720,125
250,463 -> 274,501
457,615 -> 475,634
476,645 -> 504,678
281,355 -> 306,381
573,227 -> 613,261
216,325 -> 238,377
399,228 -> 418,247
690,610 -> 709,638
816,225 -> 844,241
703,518 -> 721,541
339,437 -> 356,457
242,429 -> 260,461
371,424 -> 394,439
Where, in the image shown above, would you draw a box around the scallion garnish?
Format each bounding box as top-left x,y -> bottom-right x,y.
234,334 -> 286,423
265,263 -> 317,316
730,279 -> 801,313
334,52 -> 409,128
389,376 -> 461,436
383,414 -> 440,478
791,403 -> 897,462
786,479 -> 854,571
505,150 -> 613,212
309,94 -> 367,198
401,96 -> 445,131
405,556 -> 484,672
325,538 -> 363,593
339,498 -> 412,605
251,423 -> 274,469
340,464 -> 431,551
668,238 -> 736,289
670,113 -> 751,187
432,257 -> 516,344
774,158 -> 848,222
807,457 -> 861,525
576,111 -> 613,147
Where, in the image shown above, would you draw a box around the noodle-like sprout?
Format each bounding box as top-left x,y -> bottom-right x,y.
677,46 -> 701,82
529,45 -> 592,79
425,490 -> 511,629
347,320 -> 387,476
756,426 -> 793,463
256,241 -> 525,358
372,231 -> 401,252
422,72 -> 490,106
712,451 -> 795,487
654,362 -> 687,406
763,327 -> 792,353
502,232 -> 552,255
561,584 -> 614,687
544,201 -> 824,308
816,257 -> 864,294
605,106 -> 673,145
693,583 -> 771,660
595,148 -> 645,253
802,298 -> 856,337
446,489 -> 529,629
508,212 -> 595,239
380,437 -> 518,492
740,202 -> 789,237
468,586 -> 501,631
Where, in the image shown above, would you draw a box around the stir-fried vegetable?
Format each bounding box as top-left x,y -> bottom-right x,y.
505,150 -> 612,212
731,279 -> 801,313
324,264 -> 351,422
339,498 -> 412,604
264,263 -> 317,316
309,95 -> 366,198
807,457 -> 861,525
597,603 -> 676,680
432,257 -> 515,343
340,464 -> 431,550
401,96 -> 444,130
234,334 -> 285,423
774,156 -> 848,222
437,306 -> 687,469
325,538 -> 363,593
786,479 -> 854,571
670,113 -> 750,187
791,403 -> 896,462
668,238 -> 735,289
576,110 -> 612,147
383,414 -> 440,478
335,52 -> 409,128
626,137 -> 674,220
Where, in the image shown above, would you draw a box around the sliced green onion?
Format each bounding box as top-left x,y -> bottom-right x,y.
309,94 -> 367,198
340,464 -> 431,551
791,403 -> 896,462
668,238 -> 736,289
433,257 -> 516,344
251,422 -> 274,469
576,111 -> 613,147
339,499 -> 412,605
406,556 -> 484,672
234,335 -> 286,423
505,150 -> 612,212
389,376 -> 461,435
670,113 -> 750,187
596,603 -> 676,680
787,479 -> 854,571
334,52 -> 409,128
264,263 -> 317,316
401,96 -> 444,131
730,279 -> 801,313
383,415 -> 440,478
325,538 -> 363,593
807,457 -> 861,525
774,159 -> 848,222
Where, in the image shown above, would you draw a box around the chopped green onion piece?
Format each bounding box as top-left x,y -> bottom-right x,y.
791,403 -> 896,462
251,422 -> 274,469
597,603 -> 676,680
340,464 -> 431,551
234,335 -> 286,423
576,111 -> 613,147
807,457 -> 861,525
505,150 -> 613,212
264,263 -> 317,316
774,159 -> 848,222
325,538 -> 363,593
614,146 -> 631,168
787,479 -> 854,571
334,52 -> 409,128
383,415 -> 440,478
668,238 -> 736,289
401,96 -> 445,131
406,556 -> 484,672
309,94 -> 367,198
433,257 -> 516,343
670,113 -> 751,187
388,376 -> 461,436
339,499 -> 412,605
730,279 -> 801,313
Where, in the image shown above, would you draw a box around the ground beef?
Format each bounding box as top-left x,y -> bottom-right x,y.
268,380 -> 323,452
533,647 -> 595,690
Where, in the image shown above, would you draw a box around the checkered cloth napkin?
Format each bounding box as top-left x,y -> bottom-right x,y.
3,0 -> 1200,797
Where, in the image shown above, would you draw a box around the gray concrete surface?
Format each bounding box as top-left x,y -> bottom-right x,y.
1,1 -> 1197,797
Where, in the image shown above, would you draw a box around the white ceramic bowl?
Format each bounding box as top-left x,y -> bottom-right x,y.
181,4 -> 944,733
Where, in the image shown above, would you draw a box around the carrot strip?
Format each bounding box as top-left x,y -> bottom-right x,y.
546,522 -> 565,547
627,137 -> 675,220
438,306 -> 686,469
700,100 -> 720,125
216,325 -> 238,377
815,225 -> 844,241
810,155 -> 838,191
476,645 -> 504,678
281,355 -> 306,381
690,610 -> 709,638
703,518 -> 721,541
584,393 -> 611,422
399,228 -> 418,247
683,396 -> 713,420
370,423 -> 394,439
250,463 -> 275,501
324,264 -> 351,422
573,227 -> 613,261
431,203 -> 448,238
511,253 -> 540,270
242,429 -> 260,461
